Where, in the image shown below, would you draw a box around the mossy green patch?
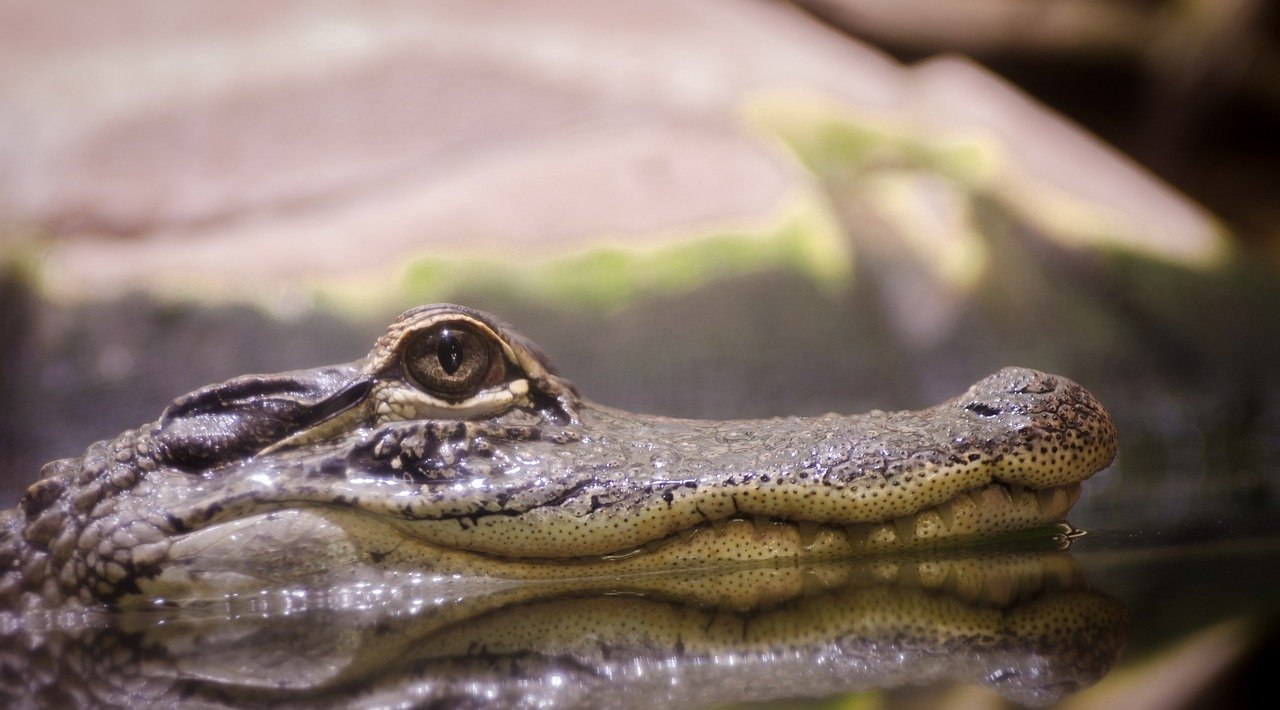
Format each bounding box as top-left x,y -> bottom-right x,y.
747,93 -> 999,188
746,90 -> 1229,270
396,196 -> 851,311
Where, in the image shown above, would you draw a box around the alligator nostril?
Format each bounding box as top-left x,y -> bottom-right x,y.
965,402 -> 1002,417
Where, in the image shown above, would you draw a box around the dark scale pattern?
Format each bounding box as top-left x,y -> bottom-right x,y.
0,426 -> 179,610
0,305 -> 1117,608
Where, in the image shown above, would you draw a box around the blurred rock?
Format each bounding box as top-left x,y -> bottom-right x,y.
0,0 -> 1223,300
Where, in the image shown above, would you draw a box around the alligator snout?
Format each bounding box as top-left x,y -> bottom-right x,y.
956,366 -> 1119,491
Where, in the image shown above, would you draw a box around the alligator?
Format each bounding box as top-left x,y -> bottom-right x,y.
0,304 -> 1118,609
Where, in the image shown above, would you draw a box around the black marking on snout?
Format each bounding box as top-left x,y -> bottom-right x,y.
152,367 -> 372,471
354,421 -> 477,485
965,402 -> 1002,417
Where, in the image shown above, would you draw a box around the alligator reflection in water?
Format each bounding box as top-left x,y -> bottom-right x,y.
1,549 -> 1128,708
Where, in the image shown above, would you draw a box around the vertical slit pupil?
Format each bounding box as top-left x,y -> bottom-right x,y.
436,331 -> 464,375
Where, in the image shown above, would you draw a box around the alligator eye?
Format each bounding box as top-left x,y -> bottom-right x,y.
402,322 -> 507,399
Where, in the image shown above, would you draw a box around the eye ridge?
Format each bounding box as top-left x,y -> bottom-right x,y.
402,321 -> 507,400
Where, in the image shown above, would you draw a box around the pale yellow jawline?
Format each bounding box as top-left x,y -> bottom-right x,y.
364,480 -> 1083,580
390,442 -> 1102,559
591,480 -> 1081,566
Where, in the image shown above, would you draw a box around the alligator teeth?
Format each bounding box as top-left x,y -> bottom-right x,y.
935,501 -> 955,530
994,484 -> 1014,504
1009,483 -> 1026,498
710,517 -> 728,534
952,490 -> 976,510
980,485 -> 1011,509
796,520 -> 821,550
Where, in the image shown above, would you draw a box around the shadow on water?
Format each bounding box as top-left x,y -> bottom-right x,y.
0,546 -> 1129,708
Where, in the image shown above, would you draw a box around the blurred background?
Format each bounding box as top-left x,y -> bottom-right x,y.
1,1 -> 1278,706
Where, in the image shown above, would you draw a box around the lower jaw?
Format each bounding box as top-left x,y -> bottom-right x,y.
399,480 -> 1083,580
584,481 -> 1083,571
140,481 -> 1082,603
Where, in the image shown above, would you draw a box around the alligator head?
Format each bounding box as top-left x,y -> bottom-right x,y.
0,304 -> 1118,608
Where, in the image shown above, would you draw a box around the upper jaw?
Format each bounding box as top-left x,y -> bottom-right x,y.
169,367 -> 1115,562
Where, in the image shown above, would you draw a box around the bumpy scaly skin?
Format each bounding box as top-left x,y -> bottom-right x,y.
0,304 -> 1118,609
